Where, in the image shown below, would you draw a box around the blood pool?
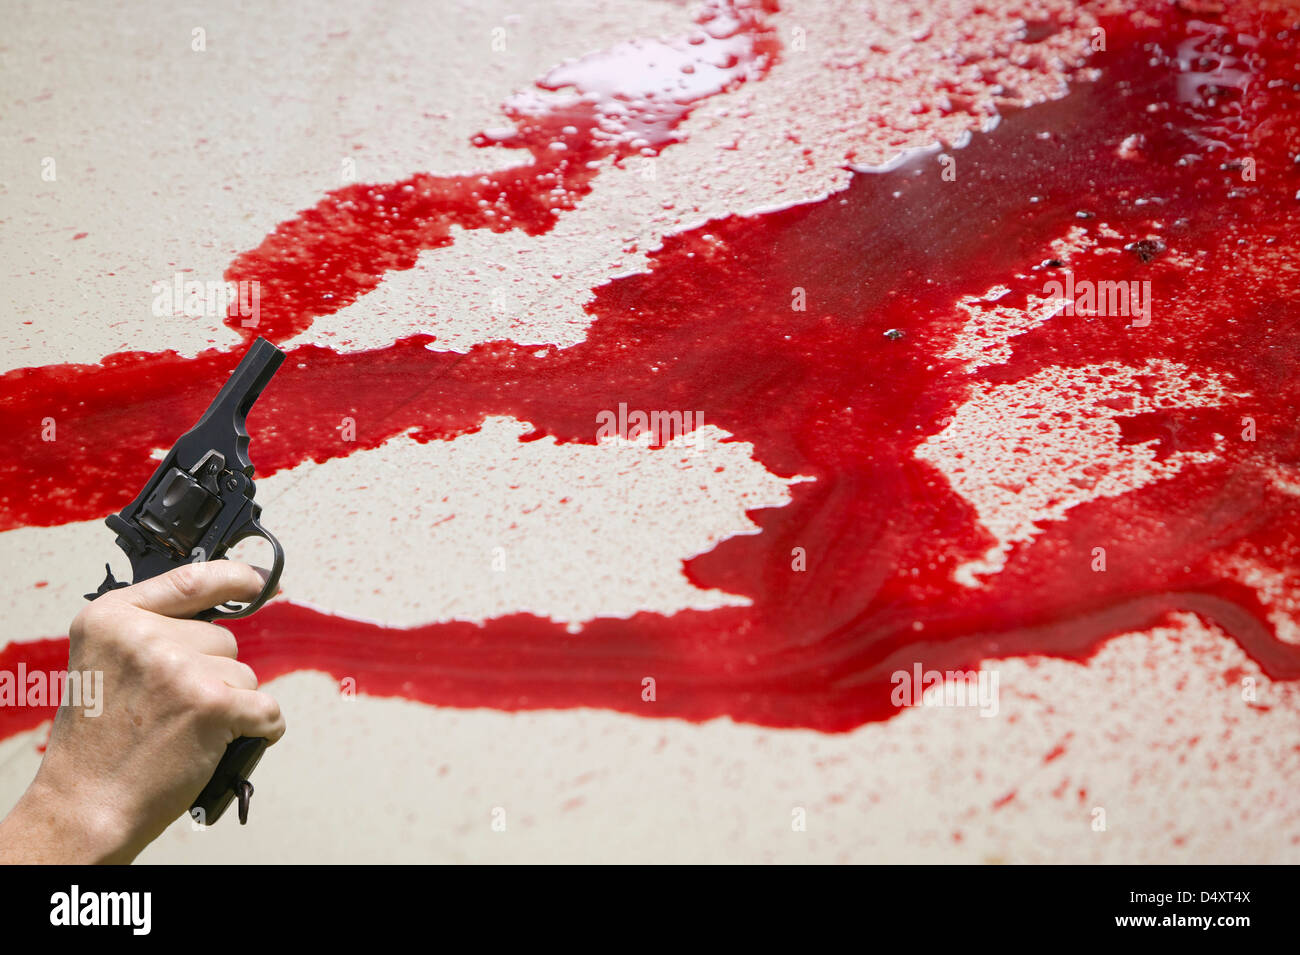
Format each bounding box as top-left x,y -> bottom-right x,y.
2,0 -> 1299,735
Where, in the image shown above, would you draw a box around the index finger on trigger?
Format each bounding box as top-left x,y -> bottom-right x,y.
108,562 -> 270,620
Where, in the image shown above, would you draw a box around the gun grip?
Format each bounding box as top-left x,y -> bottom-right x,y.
190,736 -> 268,826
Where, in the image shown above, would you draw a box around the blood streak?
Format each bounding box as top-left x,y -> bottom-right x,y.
3,2 -> 1300,737
221,0 -> 780,345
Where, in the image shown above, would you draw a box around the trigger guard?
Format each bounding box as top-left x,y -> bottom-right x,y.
196,521 -> 284,622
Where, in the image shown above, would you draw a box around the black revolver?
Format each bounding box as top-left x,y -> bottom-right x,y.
84,337 -> 286,826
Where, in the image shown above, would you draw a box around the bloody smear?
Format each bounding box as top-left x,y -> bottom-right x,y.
222,0 -> 780,345
3,0 -> 1300,737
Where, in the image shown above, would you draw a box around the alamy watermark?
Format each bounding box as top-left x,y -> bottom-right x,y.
1043,270 -> 1151,327
891,663 -> 999,717
595,402 -> 705,449
151,273 -> 260,327
0,665 -> 103,717
50,885 -> 150,935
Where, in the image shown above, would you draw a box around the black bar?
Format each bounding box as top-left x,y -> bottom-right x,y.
0,864 -> 1286,939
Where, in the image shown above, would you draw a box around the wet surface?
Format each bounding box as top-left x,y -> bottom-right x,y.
3,0 -> 1300,735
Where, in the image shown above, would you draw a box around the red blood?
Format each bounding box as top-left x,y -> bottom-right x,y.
0,639 -> 68,741
221,0 -> 780,344
2,2 -> 1300,734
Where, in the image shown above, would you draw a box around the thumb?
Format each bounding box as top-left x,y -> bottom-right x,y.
106,562 -> 269,619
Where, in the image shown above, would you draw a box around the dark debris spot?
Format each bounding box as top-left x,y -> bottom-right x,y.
1019,20 -> 1061,43
1127,238 -> 1167,263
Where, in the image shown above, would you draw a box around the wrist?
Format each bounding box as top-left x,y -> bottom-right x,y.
2,770 -> 137,864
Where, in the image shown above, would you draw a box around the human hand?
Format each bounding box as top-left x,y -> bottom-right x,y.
0,561 -> 285,864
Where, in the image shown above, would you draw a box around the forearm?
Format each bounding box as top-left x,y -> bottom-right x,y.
0,773 -> 134,865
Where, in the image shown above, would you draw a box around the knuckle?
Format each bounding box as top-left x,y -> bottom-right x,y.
70,598 -> 128,647
69,602 -> 105,643
253,691 -> 281,724
235,661 -> 259,688
141,637 -> 189,679
168,563 -> 206,600
190,680 -> 231,718
207,625 -> 239,657
261,695 -> 284,734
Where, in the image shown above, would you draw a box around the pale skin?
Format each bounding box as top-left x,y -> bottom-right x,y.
0,561 -> 285,864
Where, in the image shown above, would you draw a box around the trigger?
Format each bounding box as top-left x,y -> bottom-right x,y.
83,563 -> 128,602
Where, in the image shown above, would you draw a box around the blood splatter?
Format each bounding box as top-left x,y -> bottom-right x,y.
2,1 -> 1300,735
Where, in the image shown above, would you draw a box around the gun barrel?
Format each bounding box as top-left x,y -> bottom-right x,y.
195,337 -> 285,432
173,338 -> 285,477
